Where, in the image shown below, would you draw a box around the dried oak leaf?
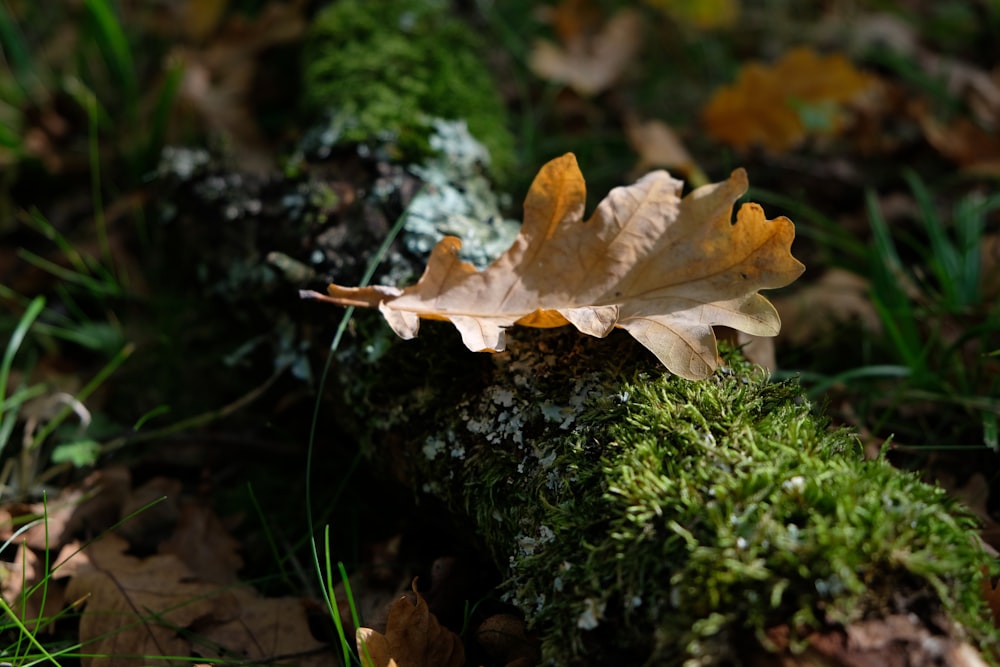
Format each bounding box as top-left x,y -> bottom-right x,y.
356,583 -> 464,667
62,533 -> 229,667
702,47 -> 875,152
192,587 -> 331,667
315,153 -> 803,379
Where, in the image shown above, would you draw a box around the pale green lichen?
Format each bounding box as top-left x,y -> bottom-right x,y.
301,0 -> 515,178
404,119 -> 521,268
381,330 -> 999,665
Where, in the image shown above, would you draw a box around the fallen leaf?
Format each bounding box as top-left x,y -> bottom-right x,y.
913,103 -> 1000,177
158,501 -> 243,586
1,542 -> 65,634
624,115 -> 705,186
529,8 -> 643,96
63,533 -> 229,667
356,582 -> 464,667
771,268 -> 881,346
191,587 -> 331,667
702,47 -> 876,152
476,613 -> 540,667
311,153 -> 804,380
1,467 -> 131,551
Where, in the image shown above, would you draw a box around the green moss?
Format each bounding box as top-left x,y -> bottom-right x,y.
301,0 -> 515,179
383,331 -> 998,665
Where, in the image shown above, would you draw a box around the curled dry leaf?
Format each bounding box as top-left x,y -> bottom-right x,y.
310,153 -> 804,380
356,583 -> 464,667
702,47 -> 876,152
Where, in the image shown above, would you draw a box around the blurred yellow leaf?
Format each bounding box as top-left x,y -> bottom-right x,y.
310,154 -> 804,380
183,0 -> 229,42
702,47 -> 875,152
644,0 -> 738,29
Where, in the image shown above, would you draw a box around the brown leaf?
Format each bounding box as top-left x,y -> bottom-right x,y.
63,533 -> 228,667
529,8 -> 643,96
624,116 -> 703,184
476,613 -> 540,667
192,587 -> 331,667
314,153 -> 804,380
913,103 -> 1000,176
772,268 -> 881,346
702,47 -> 876,152
356,583 -> 464,667
1,542 -> 66,634
158,501 -> 243,585
1,467 -> 131,551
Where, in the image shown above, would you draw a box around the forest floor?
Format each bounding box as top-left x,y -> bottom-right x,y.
1,1 -> 999,665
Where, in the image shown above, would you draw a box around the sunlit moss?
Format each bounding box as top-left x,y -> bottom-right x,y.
378,330 -> 999,665
301,0 -> 514,179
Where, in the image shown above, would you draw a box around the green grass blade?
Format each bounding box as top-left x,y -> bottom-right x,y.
865,190 -> 924,369
0,296 -> 45,454
246,483 -> 294,590
143,58 -> 185,167
953,191 -> 1000,305
16,249 -> 122,297
903,170 -> 961,307
0,2 -> 34,97
83,0 -> 138,119
803,364 -> 912,398
339,561 -> 363,631
0,595 -> 61,667
305,189 -> 422,629
324,525 -> 352,666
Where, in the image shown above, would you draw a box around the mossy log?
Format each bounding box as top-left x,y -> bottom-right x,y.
154,143 -> 998,664
336,320 -> 998,666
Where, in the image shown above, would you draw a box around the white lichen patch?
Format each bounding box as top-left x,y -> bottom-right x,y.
403,119 -> 520,268
422,436 -> 446,460
577,597 -> 606,630
491,387 -> 515,407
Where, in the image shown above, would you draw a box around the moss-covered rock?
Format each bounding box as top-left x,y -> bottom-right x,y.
345,325 -> 998,665
301,0 -> 515,179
